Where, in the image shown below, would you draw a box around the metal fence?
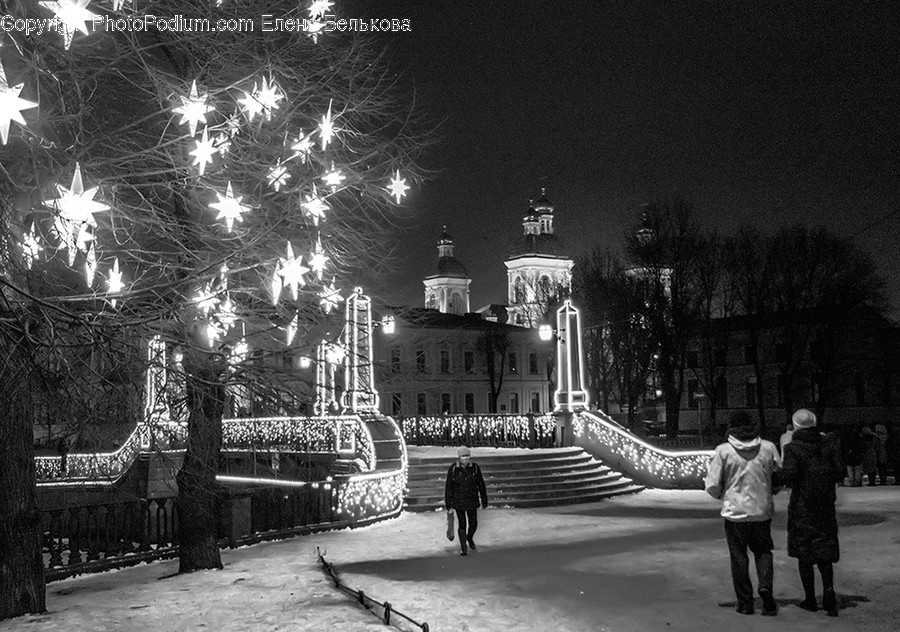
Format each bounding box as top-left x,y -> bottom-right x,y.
318,548 -> 429,631
41,482 -> 339,582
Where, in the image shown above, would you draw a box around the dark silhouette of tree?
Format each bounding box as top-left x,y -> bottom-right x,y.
0,0 -> 429,618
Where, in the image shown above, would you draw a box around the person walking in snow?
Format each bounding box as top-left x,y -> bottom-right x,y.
705,411 -> 781,616
444,446 -> 488,556
781,408 -> 844,617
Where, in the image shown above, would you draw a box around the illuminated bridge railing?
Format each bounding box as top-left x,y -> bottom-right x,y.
222,415 -> 375,471
573,410 -> 714,489
397,413 -> 557,448
35,415 -> 185,484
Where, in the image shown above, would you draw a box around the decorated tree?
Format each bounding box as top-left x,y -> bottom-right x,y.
0,0 -> 427,619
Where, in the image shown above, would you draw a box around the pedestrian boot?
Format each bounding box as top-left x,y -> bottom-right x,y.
823,589 -> 838,617
467,537 -> 476,551
460,541 -> 467,556
797,597 -> 817,612
760,590 -> 778,616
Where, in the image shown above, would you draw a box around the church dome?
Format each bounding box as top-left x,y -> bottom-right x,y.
509,232 -> 565,258
437,256 -> 468,278
532,188 -> 554,213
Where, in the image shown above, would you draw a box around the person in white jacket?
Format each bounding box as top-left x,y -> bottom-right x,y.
705,411 -> 782,616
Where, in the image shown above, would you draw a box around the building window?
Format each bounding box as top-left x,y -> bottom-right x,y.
417,393 -> 427,415
775,342 -> 789,363
440,348 -> 450,374
390,348 -> 401,373
391,393 -> 402,416
441,393 -> 451,414
528,352 -> 539,374
744,345 -> 756,365
514,277 -> 525,304
508,352 -> 518,374
714,347 -> 727,367
745,376 -> 757,408
715,375 -> 728,408
416,348 -> 426,372
530,392 -> 541,413
777,374 -> 787,407
449,293 -> 461,315
464,350 -> 475,374
687,350 -> 699,370
510,392 -> 520,414
465,393 -> 475,414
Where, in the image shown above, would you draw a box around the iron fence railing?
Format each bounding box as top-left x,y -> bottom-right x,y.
41,482 -> 339,582
397,413 -> 556,448
318,548 -> 429,632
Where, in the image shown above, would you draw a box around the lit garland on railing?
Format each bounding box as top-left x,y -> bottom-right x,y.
400,414 -> 556,445
335,468 -> 407,524
573,410 -> 713,488
222,415 -> 375,470
34,415 -> 184,483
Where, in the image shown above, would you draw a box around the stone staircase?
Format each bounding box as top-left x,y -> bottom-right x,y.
404,446 -> 643,512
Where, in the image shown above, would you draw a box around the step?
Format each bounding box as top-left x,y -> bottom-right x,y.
404,484 -> 644,511
406,475 -> 633,504
405,455 -> 598,477
406,467 -> 617,490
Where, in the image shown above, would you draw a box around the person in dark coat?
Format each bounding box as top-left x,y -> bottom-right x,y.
444,446 -> 488,556
860,426 -> 878,486
782,409 -> 844,617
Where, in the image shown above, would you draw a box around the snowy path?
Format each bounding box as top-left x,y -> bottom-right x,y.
8,488 -> 899,632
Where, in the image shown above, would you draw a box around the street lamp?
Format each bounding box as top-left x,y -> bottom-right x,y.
538,323 -> 553,342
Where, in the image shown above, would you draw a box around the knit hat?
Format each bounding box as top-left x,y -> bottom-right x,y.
791,408 -> 817,431
457,446 -> 471,457
727,411 -> 758,442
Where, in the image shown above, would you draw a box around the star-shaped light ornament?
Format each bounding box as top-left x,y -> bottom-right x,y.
239,76 -> 283,122
285,313 -> 300,345
308,237 -> 329,280
290,131 -> 314,163
21,225 -> 43,269
306,19 -> 326,43
193,282 -> 218,316
209,181 -> 250,232
0,62 -> 38,145
267,160 -> 291,191
39,0 -> 98,50
308,0 -> 333,20
319,281 -> 341,314
84,242 -> 97,285
387,170 -> 410,204
173,80 -> 214,137
110,0 -> 131,10
301,185 -> 329,225
190,127 -> 217,176
318,100 -> 336,150
275,242 -> 309,301
46,163 -> 110,265
229,338 -> 248,368
322,163 -> 345,189
216,295 -> 238,331
107,258 -> 124,306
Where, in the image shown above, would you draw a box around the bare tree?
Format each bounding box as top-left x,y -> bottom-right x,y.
0,0 -> 429,617
480,326 -> 510,414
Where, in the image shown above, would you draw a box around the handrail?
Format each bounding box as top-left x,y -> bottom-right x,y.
318,548 -> 429,632
572,410 -> 713,489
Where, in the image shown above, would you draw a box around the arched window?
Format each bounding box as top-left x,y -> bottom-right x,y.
449,292 -> 461,314
514,277 -> 525,304
537,276 -> 550,304
426,291 -> 437,309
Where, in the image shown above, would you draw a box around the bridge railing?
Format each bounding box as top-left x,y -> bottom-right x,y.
572,410 -> 714,489
396,414 -> 557,448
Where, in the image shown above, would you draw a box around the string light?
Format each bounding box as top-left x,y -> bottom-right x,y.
173,79 -> 215,137
386,170 -> 409,204
190,127 -> 217,175
209,181 -> 250,232
38,0 -> 98,50
46,163 -> 110,266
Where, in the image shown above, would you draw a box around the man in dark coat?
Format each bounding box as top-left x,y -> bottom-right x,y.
782,409 -> 844,617
444,446 -> 488,556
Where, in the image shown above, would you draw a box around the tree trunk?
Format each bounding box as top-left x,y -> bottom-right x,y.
0,335 -> 46,621
176,354 -> 225,573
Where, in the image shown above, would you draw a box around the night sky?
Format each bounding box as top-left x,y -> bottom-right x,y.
356,1 -> 900,315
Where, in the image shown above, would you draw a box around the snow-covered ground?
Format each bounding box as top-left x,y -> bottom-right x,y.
7,487 -> 899,632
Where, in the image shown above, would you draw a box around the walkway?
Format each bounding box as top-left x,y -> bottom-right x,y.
10,487 -> 899,632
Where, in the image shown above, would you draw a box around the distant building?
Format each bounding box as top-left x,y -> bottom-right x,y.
423,226 -> 471,315
373,308 -> 554,416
